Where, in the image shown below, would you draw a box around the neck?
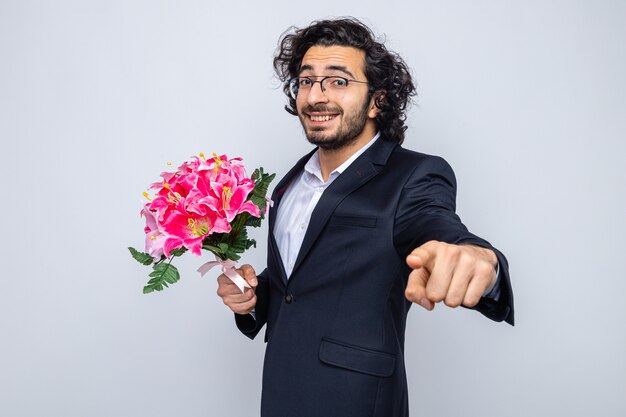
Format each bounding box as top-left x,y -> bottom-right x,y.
318,124 -> 377,181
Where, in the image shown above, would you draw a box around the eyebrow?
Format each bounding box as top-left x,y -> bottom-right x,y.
298,64 -> 356,79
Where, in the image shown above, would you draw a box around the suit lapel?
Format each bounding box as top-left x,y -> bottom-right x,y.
268,149 -> 317,285
290,139 -> 397,278
269,148 -> 316,231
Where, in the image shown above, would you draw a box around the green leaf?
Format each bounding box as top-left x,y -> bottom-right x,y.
129,247 -> 153,265
229,227 -> 249,254
169,247 -> 187,257
223,250 -> 241,262
244,216 -> 262,228
151,262 -> 180,283
143,261 -> 180,294
247,168 -> 276,220
202,244 -> 222,254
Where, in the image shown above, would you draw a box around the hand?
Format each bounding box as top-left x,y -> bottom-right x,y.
216,264 -> 258,315
405,241 -> 497,310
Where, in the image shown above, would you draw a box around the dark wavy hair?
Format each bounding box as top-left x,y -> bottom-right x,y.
273,17 -> 416,144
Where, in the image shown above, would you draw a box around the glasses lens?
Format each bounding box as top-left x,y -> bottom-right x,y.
321,77 -> 348,99
288,77 -> 352,100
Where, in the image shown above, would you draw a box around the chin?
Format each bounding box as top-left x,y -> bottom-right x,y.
306,133 -> 357,150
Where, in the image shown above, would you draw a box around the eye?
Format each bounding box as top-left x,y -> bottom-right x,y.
330,77 -> 348,87
299,78 -> 313,87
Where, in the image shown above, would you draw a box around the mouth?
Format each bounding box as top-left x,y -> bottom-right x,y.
306,112 -> 340,125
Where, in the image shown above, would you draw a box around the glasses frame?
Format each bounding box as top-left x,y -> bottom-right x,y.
288,75 -> 369,100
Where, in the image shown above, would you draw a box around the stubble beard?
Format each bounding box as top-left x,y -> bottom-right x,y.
299,100 -> 371,151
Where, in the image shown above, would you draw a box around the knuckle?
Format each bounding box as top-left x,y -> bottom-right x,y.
455,258 -> 471,275
477,261 -> 495,277
459,251 -> 473,265
426,287 -> 445,302
404,286 -> 413,298
463,294 -> 480,307
444,294 -> 462,308
216,285 -> 230,298
446,244 -> 460,260
405,287 -> 418,301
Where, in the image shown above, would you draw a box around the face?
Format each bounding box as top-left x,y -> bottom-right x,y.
295,45 -> 379,150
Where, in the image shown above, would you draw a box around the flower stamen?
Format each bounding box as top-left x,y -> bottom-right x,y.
212,153 -> 223,173
222,186 -> 232,210
167,191 -> 182,204
188,218 -> 209,237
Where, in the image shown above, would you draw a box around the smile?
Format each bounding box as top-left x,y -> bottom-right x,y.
308,113 -> 338,122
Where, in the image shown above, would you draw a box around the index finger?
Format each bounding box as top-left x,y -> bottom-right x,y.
406,240 -> 440,271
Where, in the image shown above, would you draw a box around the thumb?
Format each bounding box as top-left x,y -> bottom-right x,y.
239,264 -> 258,288
405,267 -> 434,311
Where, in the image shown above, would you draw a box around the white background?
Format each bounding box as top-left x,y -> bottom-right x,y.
1,1 -> 625,416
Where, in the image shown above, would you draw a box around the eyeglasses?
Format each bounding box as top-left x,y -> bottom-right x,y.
288,76 -> 368,100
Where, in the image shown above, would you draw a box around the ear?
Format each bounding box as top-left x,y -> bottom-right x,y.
367,91 -> 385,118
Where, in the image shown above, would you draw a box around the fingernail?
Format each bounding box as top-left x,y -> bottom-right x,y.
419,298 -> 431,310
251,278 -> 257,286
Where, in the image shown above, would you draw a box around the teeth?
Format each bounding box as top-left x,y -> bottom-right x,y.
311,115 -> 335,122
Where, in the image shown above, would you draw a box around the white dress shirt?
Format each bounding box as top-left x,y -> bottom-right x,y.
274,133 -> 380,278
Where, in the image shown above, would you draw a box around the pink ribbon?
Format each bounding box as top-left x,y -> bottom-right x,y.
197,256 -> 250,293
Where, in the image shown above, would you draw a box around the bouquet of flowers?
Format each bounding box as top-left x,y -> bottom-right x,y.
129,153 -> 275,294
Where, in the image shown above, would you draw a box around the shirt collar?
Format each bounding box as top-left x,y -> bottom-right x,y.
303,132 -> 381,185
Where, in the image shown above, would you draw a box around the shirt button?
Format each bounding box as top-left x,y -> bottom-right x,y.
300,223 -> 305,230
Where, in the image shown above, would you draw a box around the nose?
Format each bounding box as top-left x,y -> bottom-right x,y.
305,80 -> 329,105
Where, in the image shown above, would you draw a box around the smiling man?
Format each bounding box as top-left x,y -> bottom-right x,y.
216,17 -> 514,417
294,47 -> 374,152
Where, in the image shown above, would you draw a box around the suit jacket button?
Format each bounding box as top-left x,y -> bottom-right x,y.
284,293 -> 294,304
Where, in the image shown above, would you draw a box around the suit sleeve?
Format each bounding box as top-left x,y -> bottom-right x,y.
393,155 -> 514,325
234,268 -> 270,339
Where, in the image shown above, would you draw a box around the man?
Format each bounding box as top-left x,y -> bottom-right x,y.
216,18 -> 514,417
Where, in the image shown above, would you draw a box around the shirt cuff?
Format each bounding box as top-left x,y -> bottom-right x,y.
482,262 -> 501,301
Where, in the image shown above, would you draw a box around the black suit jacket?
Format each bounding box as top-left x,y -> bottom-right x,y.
236,138 -> 514,417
